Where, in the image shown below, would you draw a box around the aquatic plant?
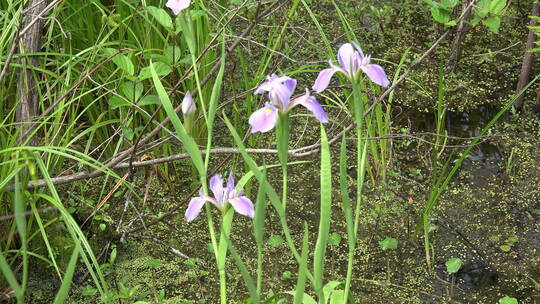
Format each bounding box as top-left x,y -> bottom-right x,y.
249,74 -> 328,133
185,172 -> 254,222
313,42 -> 390,93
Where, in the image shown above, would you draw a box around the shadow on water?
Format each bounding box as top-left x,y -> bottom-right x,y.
446,105 -> 501,173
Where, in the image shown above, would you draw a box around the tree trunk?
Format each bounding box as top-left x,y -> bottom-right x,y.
446,0 -> 474,72
535,81 -> 540,109
514,2 -> 540,110
16,0 -> 47,144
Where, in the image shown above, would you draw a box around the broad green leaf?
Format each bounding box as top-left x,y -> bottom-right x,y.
146,6 -> 173,30
139,62 -> 172,80
475,0 -> 490,18
483,15 -> 501,33
422,0 -> 437,7
469,16 -> 482,26
145,259 -> 163,268
490,0 -> 506,14
123,126 -> 134,141
322,281 -> 342,303
500,244 -> 511,252
120,82 -> 143,102
445,257 -> 462,274
444,20 -> 457,27
103,48 -> 134,76
440,0 -> 458,9
138,95 -> 161,106
164,46 -> 182,65
328,233 -> 342,246
82,285 -> 98,296
109,96 -> 129,109
330,290 -> 345,304
431,7 -> 450,24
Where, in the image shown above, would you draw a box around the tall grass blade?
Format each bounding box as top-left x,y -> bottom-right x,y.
313,125 -> 332,300
13,170 -> 28,302
150,61 -> 205,176
33,154 -> 108,299
293,223 -> 310,304
53,241 -> 80,304
222,233 -> 259,303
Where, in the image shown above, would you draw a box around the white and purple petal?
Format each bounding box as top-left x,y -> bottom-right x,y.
282,77 -> 297,97
312,67 -> 340,93
292,90 -> 329,123
228,196 -> 255,218
351,41 -> 365,60
270,83 -> 294,107
185,196 -> 206,222
209,174 -> 224,203
248,104 -> 279,133
360,64 -> 390,87
254,75 -> 277,95
257,75 -> 296,107
166,0 -> 191,15
337,43 -> 361,74
181,91 -> 196,116
226,171 -> 237,197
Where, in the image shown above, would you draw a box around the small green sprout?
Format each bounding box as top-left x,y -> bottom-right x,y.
445,257 -> 462,274
379,237 -> 398,250
499,296 -> 518,304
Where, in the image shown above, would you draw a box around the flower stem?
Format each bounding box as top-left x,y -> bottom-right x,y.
276,114 -> 290,210
256,248 -> 263,294
216,208 -> 234,304
343,79 -> 369,302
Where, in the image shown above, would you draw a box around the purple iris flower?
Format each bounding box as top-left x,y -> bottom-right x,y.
313,42 -> 390,93
249,74 -> 329,133
166,0 -> 190,15
185,172 -> 255,222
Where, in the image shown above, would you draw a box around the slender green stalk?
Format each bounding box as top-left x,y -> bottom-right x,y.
340,80 -> 370,303
351,80 -> 367,236
217,209 -> 234,304
276,114 -> 290,209
253,169 -> 268,295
